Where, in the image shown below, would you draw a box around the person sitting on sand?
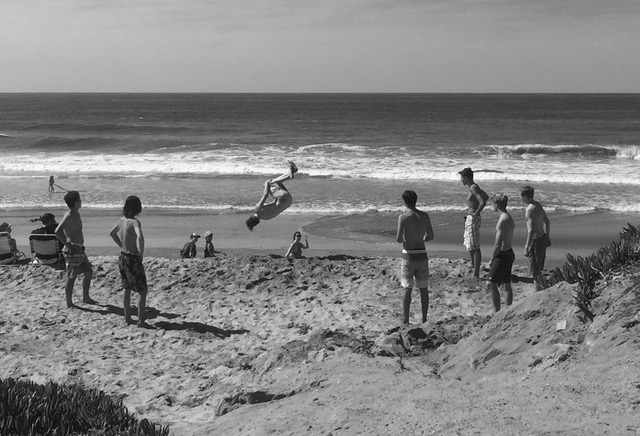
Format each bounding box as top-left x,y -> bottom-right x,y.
180,233 -> 200,259
459,167 -> 489,279
521,185 -> 551,292
203,231 -> 226,258
246,161 -> 298,231
396,190 -> 434,325
55,191 -> 94,308
487,194 -> 515,312
109,195 -> 149,328
285,231 -> 309,259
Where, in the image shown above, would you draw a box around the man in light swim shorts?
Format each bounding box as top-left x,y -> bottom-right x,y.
487,194 -> 515,312
459,167 -> 489,278
396,190 -> 434,325
246,161 -> 298,231
521,185 -> 551,292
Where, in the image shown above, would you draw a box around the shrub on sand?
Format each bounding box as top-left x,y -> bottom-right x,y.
0,378 -> 169,436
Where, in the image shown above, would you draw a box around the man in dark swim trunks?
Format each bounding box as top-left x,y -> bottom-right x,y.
487,193 -> 515,312
246,161 -> 298,231
521,185 -> 551,292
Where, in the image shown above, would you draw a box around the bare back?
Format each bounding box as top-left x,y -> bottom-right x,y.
397,209 -> 434,250
56,210 -> 84,246
525,201 -> 548,238
495,212 -> 515,251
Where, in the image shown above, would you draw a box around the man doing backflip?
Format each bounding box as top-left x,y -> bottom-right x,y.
459,167 -> 489,278
521,185 -> 551,291
246,161 -> 298,231
487,194 -> 515,312
396,190 -> 434,325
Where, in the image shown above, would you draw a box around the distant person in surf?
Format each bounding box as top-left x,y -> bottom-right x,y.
49,176 -> 55,194
459,167 -> 489,279
521,185 -> 551,292
246,161 -> 298,231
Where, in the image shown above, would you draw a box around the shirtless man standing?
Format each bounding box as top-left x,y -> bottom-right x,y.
521,185 -> 551,291
110,195 -> 149,327
396,190 -> 434,325
246,161 -> 298,231
55,191 -> 94,308
487,194 -> 516,312
459,167 -> 489,278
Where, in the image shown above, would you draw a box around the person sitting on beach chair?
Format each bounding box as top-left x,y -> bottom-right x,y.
246,161 -> 298,231
0,222 -> 27,265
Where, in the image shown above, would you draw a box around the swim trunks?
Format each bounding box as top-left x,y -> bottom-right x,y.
269,182 -> 291,203
64,245 -> 92,279
489,248 -> 515,284
400,248 -> 429,289
118,251 -> 148,295
463,214 -> 481,250
529,234 -> 548,273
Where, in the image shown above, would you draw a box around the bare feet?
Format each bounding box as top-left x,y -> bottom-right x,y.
288,161 -> 298,174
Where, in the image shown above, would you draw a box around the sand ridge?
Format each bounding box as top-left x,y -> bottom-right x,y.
1,255 -> 639,435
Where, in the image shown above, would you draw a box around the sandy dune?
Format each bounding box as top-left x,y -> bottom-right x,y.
1,255 -> 639,435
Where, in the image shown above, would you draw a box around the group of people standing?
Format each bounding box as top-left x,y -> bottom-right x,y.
44,161 -> 549,328
396,167 -> 551,324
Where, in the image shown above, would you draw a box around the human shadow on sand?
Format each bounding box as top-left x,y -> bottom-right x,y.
74,304 -> 181,321
153,321 -> 249,339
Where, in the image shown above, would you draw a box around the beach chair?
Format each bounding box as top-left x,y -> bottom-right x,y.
29,233 -> 64,265
0,232 -> 27,265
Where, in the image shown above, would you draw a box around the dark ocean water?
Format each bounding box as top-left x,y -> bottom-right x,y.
1,93 -> 639,215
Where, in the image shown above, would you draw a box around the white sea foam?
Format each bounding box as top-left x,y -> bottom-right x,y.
1,142 -> 638,186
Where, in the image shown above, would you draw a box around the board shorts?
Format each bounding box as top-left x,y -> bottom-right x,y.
400,257 -> 429,289
463,214 -> 481,250
529,234 -> 549,277
269,182 -> 292,205
64,245 -> 93,279
118,252 -> 148,295
489,249 -> 515,285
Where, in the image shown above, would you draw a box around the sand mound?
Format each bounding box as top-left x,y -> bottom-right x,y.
2,255 -> 639,435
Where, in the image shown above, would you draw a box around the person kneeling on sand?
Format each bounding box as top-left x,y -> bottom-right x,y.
109,195 -> 150,328
487,194 -> 515,312
55,191 -> 94,308
180,233 -> 200,259
285,231 -> 309,259
246,161 -> 298,231
396,190 -> 434,325
203,231 -> 226,258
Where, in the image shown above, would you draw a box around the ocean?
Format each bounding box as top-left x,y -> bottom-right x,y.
1,93 -> 639,218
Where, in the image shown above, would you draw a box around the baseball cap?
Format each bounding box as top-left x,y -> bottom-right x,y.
0,222 -> 11,232
190,232 -> 201,238
41,213 -> 56,223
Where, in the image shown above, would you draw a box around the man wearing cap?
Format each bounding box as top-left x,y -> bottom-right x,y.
31,213 -> 59,235
459,167 -> 489,279
180,233 -> 200,259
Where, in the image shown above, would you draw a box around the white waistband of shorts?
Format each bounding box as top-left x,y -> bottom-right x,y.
402,248 -> 427,254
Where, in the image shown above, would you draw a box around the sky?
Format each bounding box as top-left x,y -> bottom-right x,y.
1,0 -> 639,93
